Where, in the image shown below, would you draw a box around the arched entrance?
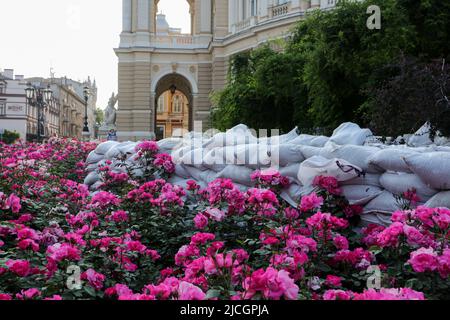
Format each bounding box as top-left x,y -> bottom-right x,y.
154,73 -> 193,140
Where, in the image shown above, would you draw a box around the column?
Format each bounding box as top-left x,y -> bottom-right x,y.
122,0 -> 132,32
229,0 -> 236,32
200,0 -> 212,34
137,0 -> 149,31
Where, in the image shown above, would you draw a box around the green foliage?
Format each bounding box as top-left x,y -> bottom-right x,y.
0,130 -> 20,144
212,0 -> 450,135
94,108 -> 104,126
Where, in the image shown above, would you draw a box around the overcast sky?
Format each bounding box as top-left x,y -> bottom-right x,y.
0,0 -> 191,109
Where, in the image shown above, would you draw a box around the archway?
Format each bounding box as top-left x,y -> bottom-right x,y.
154,73 -> 194,140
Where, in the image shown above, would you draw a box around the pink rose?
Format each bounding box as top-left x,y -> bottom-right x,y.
177,281 -> 206,300
194,213 -> 209,230
325,275 -> 342,287
408,247 -> 439,273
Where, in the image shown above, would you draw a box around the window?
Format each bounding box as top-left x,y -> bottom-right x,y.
157,95 -> 166,113
0,82 -> 6,94
251,0 -> 257,16
173,95 -> 183,113
156,125 -> 165,140
0,100 -> 6,115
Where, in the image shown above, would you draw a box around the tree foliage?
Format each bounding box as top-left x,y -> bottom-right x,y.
212,0 -> 450,135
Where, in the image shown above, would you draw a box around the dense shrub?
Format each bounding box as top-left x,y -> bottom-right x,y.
0,130 -> 20,145
0,139 -> 448,300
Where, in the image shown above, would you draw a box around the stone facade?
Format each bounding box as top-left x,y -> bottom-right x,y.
116,0 -> 339,140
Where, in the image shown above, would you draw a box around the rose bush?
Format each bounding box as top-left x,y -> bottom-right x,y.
0,138 -> 448,300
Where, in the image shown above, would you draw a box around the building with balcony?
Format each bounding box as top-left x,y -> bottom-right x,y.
0,69 -> 60,142
115,0 -> 339,140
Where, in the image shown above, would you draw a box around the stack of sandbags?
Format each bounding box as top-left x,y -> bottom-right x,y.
84,122 -> 450,228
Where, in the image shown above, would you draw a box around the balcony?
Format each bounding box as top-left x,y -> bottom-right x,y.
232,16 -> 257,33
270,2 -> 290,18
150,34 -> 210,50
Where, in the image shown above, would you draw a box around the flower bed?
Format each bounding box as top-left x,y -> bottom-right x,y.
0,139 -> 448,300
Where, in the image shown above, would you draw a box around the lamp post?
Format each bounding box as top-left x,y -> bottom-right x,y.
25,83 -> 52,143
82,86 -> 90,141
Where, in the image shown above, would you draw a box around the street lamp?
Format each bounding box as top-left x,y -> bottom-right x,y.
82,86 -> 90,141
25,83 -> 52,143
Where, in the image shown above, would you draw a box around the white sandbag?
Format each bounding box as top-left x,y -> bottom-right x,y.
84,171 -> 100,186
407,122 -> 433,147
180,148 -> 208,170
290,134 -> 316,146
158,137 -> 183,153
309,136 -> 329,147
86,151 -> 105,165
175,164 -> 191,179
95,141 -> 120,155
203,132 -> 227,151
167,176 -> 207,190
329,122 -> 373,146
340,185 -> 383,205
364,191 -> 400,214
215,165 -> 254,186
298,146 -> 323,159
172,146 -> 194,164
198,170 -> 219,184
234,144 -> 271,168
202,148 -> 229,172
182,165 -> 205,182
321,142 -> 383,173
224,124 -> 258,146
280,184 -> 315,207
340,173 -> 381,187
360,213 -> 392,227
424,191 -> 450,208
435,146 -> 450,152
368,148 -> 418,173
404,152 -> 450,190
270,144 -> 305,167
86,163 -> 99,173
90,181 -> 104,191
279,163 -> 301,184
379,172 -> 438,201
298,156 -> 363,186
259,127 -> 299,145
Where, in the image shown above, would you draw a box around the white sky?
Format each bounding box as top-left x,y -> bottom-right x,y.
0,0 -> 191,109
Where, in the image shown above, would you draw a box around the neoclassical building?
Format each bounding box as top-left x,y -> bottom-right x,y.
115,0 -> 338,140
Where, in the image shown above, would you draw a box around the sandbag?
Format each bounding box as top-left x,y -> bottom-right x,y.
340,173 -> 381,188
198,170 -> 219,184
269,144 -> 305,167
95,141 -> 120,155
175,164 -> 191,179
424,191 -> 450,208
202,148 -> 229,172
158,138 -> 183,153
368,148 -> 418,173
298,156 -> 362,186
380,172 -> 438,201
172,146 -> 194,164
215,165 -> 254,186
224,124 -> 258,146
280,184 -> 315,207
234,144 -> 271,168
309,136 -> 329,147
360,213 -> 392,227
407,123 -> 433,147
259,127 -> 299,145
180,148 -> 208,170
404,152 -> 450,190
182,165 -> 205,182
84,171 -> 100,186
329,122 -> 373,146
86,151 -> 105,165
341,185 -> 384,205
321,142 -> 383,173
279,163 -> 301,184
290,134 -> 316,146
298,146 -> 323,159
364,191 -> 400,214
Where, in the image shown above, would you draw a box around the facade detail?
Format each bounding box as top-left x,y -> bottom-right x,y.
116,0 -> 339,140
0,69 -> 97,141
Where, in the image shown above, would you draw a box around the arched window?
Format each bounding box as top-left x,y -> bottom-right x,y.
157,94 -> 166,113
173,95 -> 183,113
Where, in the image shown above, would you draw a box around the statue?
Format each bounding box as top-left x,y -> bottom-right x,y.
103,92 -> 118,127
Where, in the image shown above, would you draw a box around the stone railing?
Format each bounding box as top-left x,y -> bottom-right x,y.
271,2 -> 290,18
151,34 -> 210,49
232,16 -> 257,33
